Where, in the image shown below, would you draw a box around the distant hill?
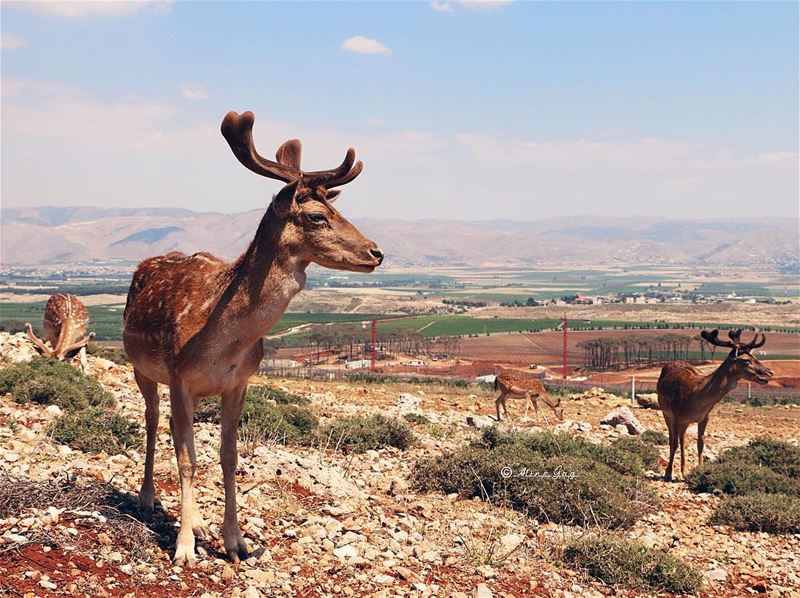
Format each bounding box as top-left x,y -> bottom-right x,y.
1,206 -> 797,270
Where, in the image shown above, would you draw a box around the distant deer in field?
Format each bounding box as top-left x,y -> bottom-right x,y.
657,329 -> 772,481
494,372 -> 563,423
123,110 -> 383,566
25,294 -> 95,373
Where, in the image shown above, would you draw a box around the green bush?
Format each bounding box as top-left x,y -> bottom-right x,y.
413,430 -> 657,530
710,492 -> 800,534
686,461 -> 800,497
718,438 -> 800,479
563,535 -> 703,594
640,430 -> 668,446
2,357 -> 114,411
49,407 -> 142,455
321,414 -> 415,453
478,428 -> 656,477
240,403 -> 319,445
195,384 -> 309,424
403,412 -> 432,425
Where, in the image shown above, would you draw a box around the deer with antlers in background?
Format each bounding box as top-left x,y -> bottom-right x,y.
25,294 -> 95,373
494,372 -> 563,423
123,111 -> 383,566
657,329 -> 772,481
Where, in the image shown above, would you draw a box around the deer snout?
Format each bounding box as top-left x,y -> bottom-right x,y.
366,244 -> 384,266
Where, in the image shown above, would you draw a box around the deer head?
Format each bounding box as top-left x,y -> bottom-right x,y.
700,329 -> 773,385
221,111 -> 383,272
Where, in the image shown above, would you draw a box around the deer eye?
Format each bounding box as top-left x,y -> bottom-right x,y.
309,213 -> 328,225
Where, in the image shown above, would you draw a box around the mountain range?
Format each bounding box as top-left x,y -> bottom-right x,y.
1,206 -> 797,270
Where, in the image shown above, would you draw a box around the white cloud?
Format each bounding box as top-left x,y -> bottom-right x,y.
7,1 -> 172,19
460,0 -> 514,9
1,32 -> 27,50
341,36 -> 391,56
432,0 -> 512,11
1,78 -> 796,220
180,84 -> 209,101
430,1 -> 455,13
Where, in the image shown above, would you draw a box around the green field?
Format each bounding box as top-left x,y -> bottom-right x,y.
0,302 -> 399,340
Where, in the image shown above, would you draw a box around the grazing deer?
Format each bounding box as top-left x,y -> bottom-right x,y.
25,294 -> 95,373
494,372 -> 563,423
123,111 -> 383,566
657,329 -> 772,481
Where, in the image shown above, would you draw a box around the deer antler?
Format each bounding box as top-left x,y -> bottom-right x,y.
61,332 -> 96,355
700,329 -> 738,350
221,111 -> 363,189
728,329 -> 743,343
25,323 -> 52,356
740,332 -> 766,352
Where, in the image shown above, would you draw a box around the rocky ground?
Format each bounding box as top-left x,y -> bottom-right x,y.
1,332 -> 799,597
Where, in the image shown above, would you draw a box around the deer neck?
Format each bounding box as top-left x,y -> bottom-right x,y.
221,206 -> 308,344
697,357 -> 739,408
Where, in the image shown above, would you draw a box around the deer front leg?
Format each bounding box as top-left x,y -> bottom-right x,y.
78,346 -> 89,375
697,415 -> 709,469
134,369 -> 160,518
678,424 -> 689,479
495,395 -> 503,422
664,420 -> 678,482
220,384 -> 248,563
169,382 -> 199,567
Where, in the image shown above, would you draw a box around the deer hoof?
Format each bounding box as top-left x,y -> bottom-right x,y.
192,523 -> 211,540
224,529 -> 248,564
173,543 -> 197,568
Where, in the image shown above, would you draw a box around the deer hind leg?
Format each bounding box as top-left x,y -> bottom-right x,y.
134,369 -> 160,518
697,415 -> 709,469
221,383 -> 249,563
495,394 -> 503,421
169,380 -> 199,567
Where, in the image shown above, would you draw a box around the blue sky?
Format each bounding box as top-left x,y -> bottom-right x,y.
2,0 -> 798,220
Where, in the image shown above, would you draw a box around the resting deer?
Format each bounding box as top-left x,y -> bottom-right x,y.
25,294 -> 95,373
123,110 -> 383,566
657,329 -> 772,481
494,372 -> 563,423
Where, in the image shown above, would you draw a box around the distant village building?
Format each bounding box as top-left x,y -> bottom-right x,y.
345,359 -> 372,370
406,359 -> 425,367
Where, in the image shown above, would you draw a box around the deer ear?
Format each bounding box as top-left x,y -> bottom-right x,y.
272,178 -> 301,219
326,189 -> 341,203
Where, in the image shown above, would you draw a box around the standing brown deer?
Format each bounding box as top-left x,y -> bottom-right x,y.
657,329 -> 772,481
494,372 -> 563,423
25,294 -> 95,373
123,111 -> 383,566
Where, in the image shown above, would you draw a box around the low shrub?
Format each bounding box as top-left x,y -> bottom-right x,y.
413,429 -> 657,529
49,407 -> 142,455
403,412 -> 432,425
2,357 -> 114,411
563,535 -> 703,594
478,428 -> 657,477
195,384 -> 310,424
685,461 -> 800,497
640,430 -> 668,446
240,403 -> 319,445
321,414 -> 415,453
710,492 -> 800,534
718,438 -> 800,479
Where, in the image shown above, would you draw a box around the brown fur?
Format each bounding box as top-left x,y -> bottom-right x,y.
25,294 -> 94,372
494,372 -> 563,423
123,111 -> 383,566
657,329 -> 772,481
